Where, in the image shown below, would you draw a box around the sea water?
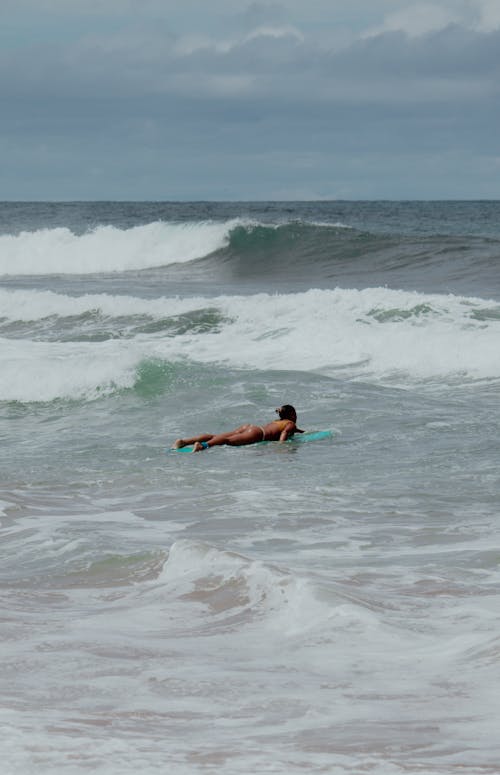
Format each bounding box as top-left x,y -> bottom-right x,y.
1,201 -> 499,774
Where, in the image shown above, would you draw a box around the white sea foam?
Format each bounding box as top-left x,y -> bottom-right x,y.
0,500 -> 12,527
1,286 -> 499,401
0,220 -> 237,275
150,287 -> 500,385
0,336 -> 140,402
0,287 -> 195,321
161,539 -> 334,635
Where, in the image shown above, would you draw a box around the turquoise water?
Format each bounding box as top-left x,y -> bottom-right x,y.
1,201 -> 500,774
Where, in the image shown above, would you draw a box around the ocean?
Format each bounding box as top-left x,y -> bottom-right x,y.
1,200 -> 499,774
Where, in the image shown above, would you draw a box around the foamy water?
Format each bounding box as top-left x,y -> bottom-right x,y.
1,201 -> 500,774
0,220 -> 239,275
1,286 -> 499,402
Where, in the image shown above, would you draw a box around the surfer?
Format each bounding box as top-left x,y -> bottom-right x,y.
173,405 -> 303,452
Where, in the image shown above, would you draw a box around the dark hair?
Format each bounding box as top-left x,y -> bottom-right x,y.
278,404 -> 296,420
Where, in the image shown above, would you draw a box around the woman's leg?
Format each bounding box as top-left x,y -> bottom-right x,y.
173,433 -> 213,449
193,425 -> 263,451
175,423 -> 252,449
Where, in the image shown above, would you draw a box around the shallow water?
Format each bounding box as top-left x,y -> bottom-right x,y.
1,201 -> 500,773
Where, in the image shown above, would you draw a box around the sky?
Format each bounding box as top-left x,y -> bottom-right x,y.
1,0 -> 500,200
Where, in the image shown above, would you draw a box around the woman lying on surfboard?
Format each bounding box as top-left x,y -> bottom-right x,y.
173,405 -> 303,452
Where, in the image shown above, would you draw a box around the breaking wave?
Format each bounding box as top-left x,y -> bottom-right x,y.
1,285 -> 499,402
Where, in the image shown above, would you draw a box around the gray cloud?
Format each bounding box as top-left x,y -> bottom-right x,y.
1,1 -> 500,199
3,11 -> 499,102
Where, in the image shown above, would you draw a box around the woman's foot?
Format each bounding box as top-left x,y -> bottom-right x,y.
173,439 -> 185,449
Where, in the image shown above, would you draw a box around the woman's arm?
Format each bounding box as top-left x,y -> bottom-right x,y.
279,421 -> 295,442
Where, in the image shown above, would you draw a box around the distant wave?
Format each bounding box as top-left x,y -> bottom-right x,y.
219,222 -> 500,293
1,219 -> 498,297
0,218 -> 353,276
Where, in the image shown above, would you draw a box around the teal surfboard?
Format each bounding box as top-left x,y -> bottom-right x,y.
169,430 -> 333,453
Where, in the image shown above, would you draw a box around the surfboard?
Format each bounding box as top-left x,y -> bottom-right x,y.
169,430 -> 333,453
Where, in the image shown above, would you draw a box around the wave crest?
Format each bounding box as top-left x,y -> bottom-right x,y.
0,220 -> 237,275
160,540 -> 338,635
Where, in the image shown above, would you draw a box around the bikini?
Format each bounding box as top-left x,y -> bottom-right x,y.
261,419 -> 290,441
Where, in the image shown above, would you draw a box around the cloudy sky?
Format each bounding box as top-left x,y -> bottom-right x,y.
2,0 -> 500,200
